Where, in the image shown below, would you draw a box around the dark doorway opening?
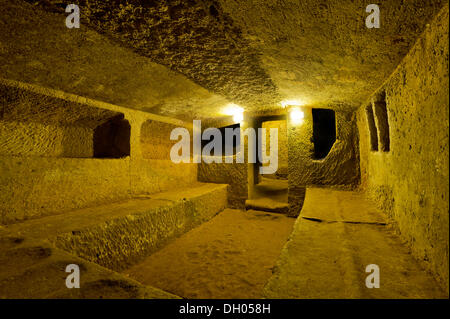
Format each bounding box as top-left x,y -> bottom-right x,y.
201,123 -> 240,156
312,109 -> 336,159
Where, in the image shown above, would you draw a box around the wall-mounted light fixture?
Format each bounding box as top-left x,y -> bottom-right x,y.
289,107 -> 304,125
281,100 -> 305,125
233,111 -> 244,123
223,103 -> 244,123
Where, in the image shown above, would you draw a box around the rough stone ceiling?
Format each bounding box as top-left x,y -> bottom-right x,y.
1,0 -> 231,122
20,0 -> 449,117
218,0 -> 448,110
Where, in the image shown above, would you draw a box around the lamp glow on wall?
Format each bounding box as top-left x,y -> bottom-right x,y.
281,99 -> 303,108
223,103 -> 244,123
289,107 -> 304,124
281,100 -> 305,125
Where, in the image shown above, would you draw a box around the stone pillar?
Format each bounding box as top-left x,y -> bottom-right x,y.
287,107 -> 313,217
242,114 -> 258,200
126,114 -> 144,196
126,114 -> 143,160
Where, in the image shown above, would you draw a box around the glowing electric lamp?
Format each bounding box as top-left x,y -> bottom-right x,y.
290,107 -> 304,124
223,103 -> 244,123
233,111 -> 244,123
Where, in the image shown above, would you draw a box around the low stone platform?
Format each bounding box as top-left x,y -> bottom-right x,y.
245,198 -> 289,214
4,183 -> 227,272
0,182 -> 227,298
263,187 -> 448,299
245,178 -> 289,214
0,235 -> 179,299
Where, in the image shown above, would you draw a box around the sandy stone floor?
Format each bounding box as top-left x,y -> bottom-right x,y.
123,188 -> 448,299
264,188 -> 448,299
124,209 -> 295,299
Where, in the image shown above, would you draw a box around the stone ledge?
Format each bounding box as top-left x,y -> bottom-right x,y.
245,198 -> 289,214
5,183 -> 228,271
0,235 -> 179,299
263,188 -> 448,299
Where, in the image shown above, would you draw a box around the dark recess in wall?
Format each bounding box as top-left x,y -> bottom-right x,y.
312,109 -> 336,159
365,104 -> 379,151
373,91 -> 390,152
93,115 -> 131,158
202,123 -> 240,155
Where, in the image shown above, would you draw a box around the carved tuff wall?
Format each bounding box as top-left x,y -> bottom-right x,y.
357,4 -> 449,291
0,79 -> 197,224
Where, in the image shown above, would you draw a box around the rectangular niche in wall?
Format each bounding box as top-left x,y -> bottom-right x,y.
93,115 -> 131,158
373,91 -> 390,152
0,83 -> 130,158
365,104 -> 379,151
312,108 -> 336,159
201,123 -> 240,156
